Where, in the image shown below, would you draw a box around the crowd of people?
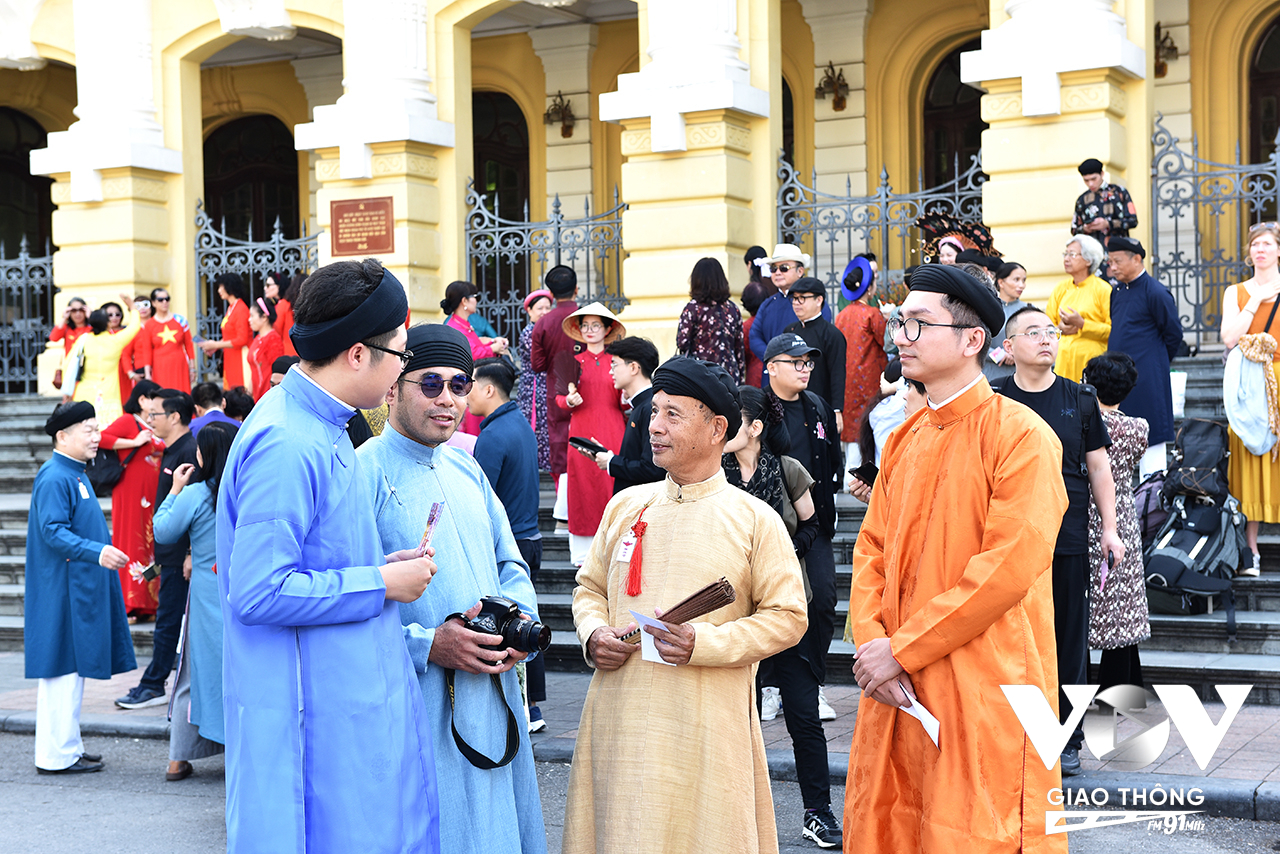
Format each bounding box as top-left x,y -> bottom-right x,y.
23,156 -> 1280,854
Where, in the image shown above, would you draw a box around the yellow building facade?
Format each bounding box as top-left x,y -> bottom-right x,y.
2,0 -> 1278,393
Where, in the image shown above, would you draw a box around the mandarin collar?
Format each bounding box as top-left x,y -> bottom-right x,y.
923,377 -> 993,428
283,368 -> 357,427
663,469 -> 728,502
51,451 -> 88,471
380,421 -> 444,466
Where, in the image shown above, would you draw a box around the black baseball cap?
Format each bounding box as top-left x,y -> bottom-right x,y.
765,333 -> 820,363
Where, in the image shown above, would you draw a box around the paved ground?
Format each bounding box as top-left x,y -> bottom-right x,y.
3,732 -> 1279,853
7,651 -> 1280,850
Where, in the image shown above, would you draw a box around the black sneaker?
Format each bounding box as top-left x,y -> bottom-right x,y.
1060,746 -> 1082,777
115,686 -> 165,709
803,806 -> 843,849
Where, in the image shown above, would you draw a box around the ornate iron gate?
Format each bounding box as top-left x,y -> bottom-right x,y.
0,237 -> 55,394
1151,117 -> 1280,349
776,153 -> 986,296
464,180 -> 628,345
193,199 -> 318,377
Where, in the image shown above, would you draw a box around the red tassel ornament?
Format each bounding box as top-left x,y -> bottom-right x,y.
626,507 -> 648,596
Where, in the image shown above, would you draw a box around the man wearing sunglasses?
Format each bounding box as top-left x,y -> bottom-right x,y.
360,323 -> 546,854
749,243 -> 834,390
215,258 -> 440,854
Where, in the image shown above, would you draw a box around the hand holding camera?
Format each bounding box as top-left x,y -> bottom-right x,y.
431,596 -> 550,675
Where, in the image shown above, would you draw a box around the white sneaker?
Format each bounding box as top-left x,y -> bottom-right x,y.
817,685 -> 837,721
760,686 -> 781,721
1239,552 -> 1261,577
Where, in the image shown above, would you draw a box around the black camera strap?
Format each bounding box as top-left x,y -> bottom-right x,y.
443,666 -> 521,770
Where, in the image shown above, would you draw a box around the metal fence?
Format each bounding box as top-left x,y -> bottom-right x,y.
0,237 -> 55,394
193,199 -> 318,377
776,152 -> 986,297
1151,117 -> 1280,349
464,180 -> 628,345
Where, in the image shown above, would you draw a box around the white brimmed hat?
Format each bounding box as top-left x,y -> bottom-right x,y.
757,243 -> 811,270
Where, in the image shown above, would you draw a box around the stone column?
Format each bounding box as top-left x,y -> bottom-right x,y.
800,0 -> 871,196
600,0 -> 776,351
28,0 -> 181,307
961,0 -> 1150,302
292,55 -> 344,236
294,0 -> 454,315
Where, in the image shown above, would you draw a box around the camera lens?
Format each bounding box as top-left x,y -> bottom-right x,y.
506,618 -> 552,653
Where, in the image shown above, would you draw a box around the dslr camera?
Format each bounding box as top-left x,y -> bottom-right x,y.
464,595 -> 551,654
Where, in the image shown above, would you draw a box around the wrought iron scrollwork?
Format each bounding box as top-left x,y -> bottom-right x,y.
193,199 -> 318,378
1151,116 -> 1280,348
465,180 -> 628,345
0,237 -> 54,393
775,152 -> 986,294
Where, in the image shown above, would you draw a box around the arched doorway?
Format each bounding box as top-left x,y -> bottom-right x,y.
471,90 -> 530,324
0,108 -> 53,254
782,78 -> 795,169
922,39 -> 985,189
1251,16 -> 1280,166
203,114 -> 300,242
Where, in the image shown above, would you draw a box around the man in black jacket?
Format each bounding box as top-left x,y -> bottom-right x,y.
115,389 -> 198,712
761,332 -> 844,849
588,337 -> 663,493
784,278 -> 847,435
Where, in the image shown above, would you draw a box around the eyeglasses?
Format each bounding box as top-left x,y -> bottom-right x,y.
771,358 -> 815,371
888,316 -> 977,342
363,341 -> 414,368
789,293 -> 820,303
69,307 -> 85,312
143,410 -> 170,422
769,264 -> 799,274
1062,252 -> 1082,259
105,312 -> 122,319
153,296 -> 170,303
580,323 -> 606,333
402,372 -> 474,398
1008,327 -> 1062,342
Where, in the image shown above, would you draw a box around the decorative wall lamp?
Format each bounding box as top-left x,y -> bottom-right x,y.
815,62 -> 849,112
545,91 -> 576,138
1154,22 -> 1179,79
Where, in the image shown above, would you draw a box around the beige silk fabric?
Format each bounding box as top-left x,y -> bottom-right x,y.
1238,333 -> 1280,460
563,471 -> 808,854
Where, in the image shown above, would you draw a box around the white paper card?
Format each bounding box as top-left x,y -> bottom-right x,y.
78,480 -> 90,500
629,609 -> 677,667
616,535 -> 636,564
898,681 -> 940,749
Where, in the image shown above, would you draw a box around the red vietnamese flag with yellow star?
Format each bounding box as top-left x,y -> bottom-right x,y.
139,317 -> 194,391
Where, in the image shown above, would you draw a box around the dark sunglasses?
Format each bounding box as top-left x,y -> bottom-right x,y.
402,372 -> 473,398
153,296 -> 171,302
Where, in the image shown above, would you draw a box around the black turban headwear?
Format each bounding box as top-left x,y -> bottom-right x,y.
403,323 -> 473,376
908,264 -> 1005,337
45,401 -> 95,437
1107,235 -> 1146,258
271,355 -> 301,375
651,356 -> 742,439
289,267 -> 409,361
1078,158 -> 1104,175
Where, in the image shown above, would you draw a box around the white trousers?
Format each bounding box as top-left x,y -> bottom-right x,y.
553,473 -> 569,521
35,673 -> 84,770
1139,442 -> 1168,479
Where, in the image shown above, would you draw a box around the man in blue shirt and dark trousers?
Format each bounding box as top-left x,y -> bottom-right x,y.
471,356 -> 548,731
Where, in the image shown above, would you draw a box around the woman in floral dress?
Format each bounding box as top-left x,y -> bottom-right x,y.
676,257 -> 744,382
1083,351 -> 1151,691
518,289 -> 554,472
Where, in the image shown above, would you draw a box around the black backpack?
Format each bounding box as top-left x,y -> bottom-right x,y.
1134,471 -> 1169,547
84,446 -> 140,498
1144,493 -> 1246,641
1162,419 -> 1230,504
